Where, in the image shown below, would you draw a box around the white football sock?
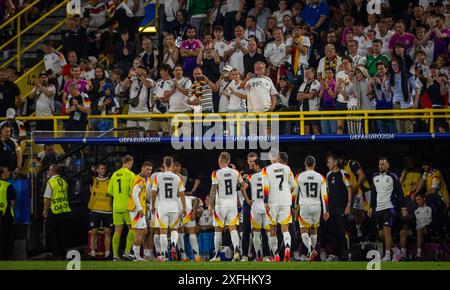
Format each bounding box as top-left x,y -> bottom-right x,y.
189,234 -> 199,255
214,232 -> 222,256
253,231 -> 262,258
154,234 -> 161,256
160,234 -> 168,256
301,233 -> 312,253
230,230 -> 240,253
178,233 -> 185,252
171,230 -> 179,248
269,235 -> 278,255
283,231 -> 291,248
311,234 -> 318,250
132,245 -> 141,258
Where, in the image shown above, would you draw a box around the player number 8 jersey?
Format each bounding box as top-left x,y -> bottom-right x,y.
211,167 -> 243,208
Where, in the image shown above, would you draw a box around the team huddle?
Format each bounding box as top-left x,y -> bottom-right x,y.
99,151 -> 331,262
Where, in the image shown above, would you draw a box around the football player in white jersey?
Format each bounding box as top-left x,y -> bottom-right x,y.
172,162 -> 203,262
151,156 -> 187,261
146,164 -> 163,260
209,152 -> 252,262
247,158 -> 271,262
127,161 -> 153,261
295,155 -> 329,261
262,152 -> 296,262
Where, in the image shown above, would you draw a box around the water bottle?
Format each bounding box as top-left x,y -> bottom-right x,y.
75,159 -> 81,172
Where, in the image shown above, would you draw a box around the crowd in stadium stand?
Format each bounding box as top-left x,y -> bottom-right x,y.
1,0 -> 450,137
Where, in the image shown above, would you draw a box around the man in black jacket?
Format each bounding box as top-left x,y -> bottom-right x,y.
368,157 -> 407,262
62,17 -> 89,59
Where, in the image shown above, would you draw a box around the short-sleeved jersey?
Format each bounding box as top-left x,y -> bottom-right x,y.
178,195 -> 199,213
402,171 -> 422,197
247,172 -> 265,213
152,171 -> 185,213
423,169 -> 449,204
211,167 -> 243,208
108,168 -> 136,213
296,170 -> 328,213
148,172 -> 161,208
262,163 -> 296,206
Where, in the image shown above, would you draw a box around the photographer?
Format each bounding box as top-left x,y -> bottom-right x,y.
29,71 -> 56,131
65,83 -> 91,132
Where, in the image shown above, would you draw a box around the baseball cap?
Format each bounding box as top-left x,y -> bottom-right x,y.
223,65 -> 233,72
6,108 -> 16,119
39,71 -> 48,77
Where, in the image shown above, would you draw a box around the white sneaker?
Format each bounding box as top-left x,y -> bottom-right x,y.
381,255 -> 392,262
232,252 -> 240,262
320,251 -> 328,261
326,254 -> 339,261
133,256 -> 145,261
392,248 -> 401,262
240,256 -> 248,262
263,256 -> 271,262
210,256 -> 221,262
300,254 -> 307,261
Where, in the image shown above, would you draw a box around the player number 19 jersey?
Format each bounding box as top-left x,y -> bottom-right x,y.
212,167 -> 243,208
296,170 -> 328,211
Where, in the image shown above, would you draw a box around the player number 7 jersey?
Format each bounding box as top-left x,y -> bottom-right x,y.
262,163 -> 296,207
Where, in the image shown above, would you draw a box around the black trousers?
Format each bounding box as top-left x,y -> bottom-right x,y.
0,214 -> 14,260
241,202 -> 251,256
328,208 -> 347,259
46,212 -> 68,260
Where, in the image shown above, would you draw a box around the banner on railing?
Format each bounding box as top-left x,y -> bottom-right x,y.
15,61 -> 45,99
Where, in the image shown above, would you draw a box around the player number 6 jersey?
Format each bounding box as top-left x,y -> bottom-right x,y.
152,171 -> 185,213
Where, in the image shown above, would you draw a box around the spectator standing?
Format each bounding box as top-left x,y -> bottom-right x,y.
299,0 -> 330,33
392,42 -> 414,73
369,62 -> 397,133
197,43 -> 221,85
168,64 -> 193,135
61,51 -> 79,82
123,65 -> 156,132
364,13 -> 380,36
43,165 -> 72,260
212,25 -> 228,71
388,21 -> 417,56
62,65 -> 91,115
317,44 -> 342,80
423,14 -> 450,62
62,17 -> 89,59
297,67 -> 321,135
93,83 -> 120,131
377,19 -> 395,55
0,167 -> 15,260
162,0 -> 182,35
216,65 -> 234,113
0,108 -> 26,142
248,0 -> 272,30
0,68 -> 21,118
244,15 -> 266,45
323,155 -> 352,261
188,0 -> 213,34
424,63 -> 449,132
413,27 -> 435,66
241,61 -> 277,114
273,0 -> 292,28
114,29 -> 136,78
42,40 -> 66,87
173,10 -> 190,47
65,83 -> 91,132
98,0 -> 136,41
140,37 -> 159,78
223,0 -> 245,41
29,71 -> 56,131
334,56 -> 352,134
149,65 -> 173,137
319,68 -> 337,134
263,16 -> 277,44
264,28 -> 288,85
188,67 -> 217,114
224,26 -> 249,76
243,37 -> 266,76
205,0 -> 226,34
0,124 -> 22,174
347,40 -> 366,68
162,34 -> 180,70
286,25 -> 311,85
388,58 -> 419,133
350,0 -> 368,27
180,26 -> 203,79
81,0 -> 109,29
366,39 -> 390,77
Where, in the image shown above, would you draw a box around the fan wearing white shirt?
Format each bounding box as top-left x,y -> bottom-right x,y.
273,0 -> 292,28
378,20 -> 395,54
244,15 -> 266,45
414,194 -> 432,260
264,28 -> 288,85
297,67 -> 322,135
347,40 -> 367,67
224,26 -> 249,76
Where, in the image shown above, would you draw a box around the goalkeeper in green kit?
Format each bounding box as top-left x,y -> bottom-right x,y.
108,155 -> 136,261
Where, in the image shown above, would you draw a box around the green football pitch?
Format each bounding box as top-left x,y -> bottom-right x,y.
0,261 -> 449,270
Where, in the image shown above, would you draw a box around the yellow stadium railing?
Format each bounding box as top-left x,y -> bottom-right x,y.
0,0 -> 69,71
2,108 -> 449,139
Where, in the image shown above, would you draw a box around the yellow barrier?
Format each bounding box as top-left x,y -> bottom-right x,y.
1,109 -> 449,135
0,0 -> 69,70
